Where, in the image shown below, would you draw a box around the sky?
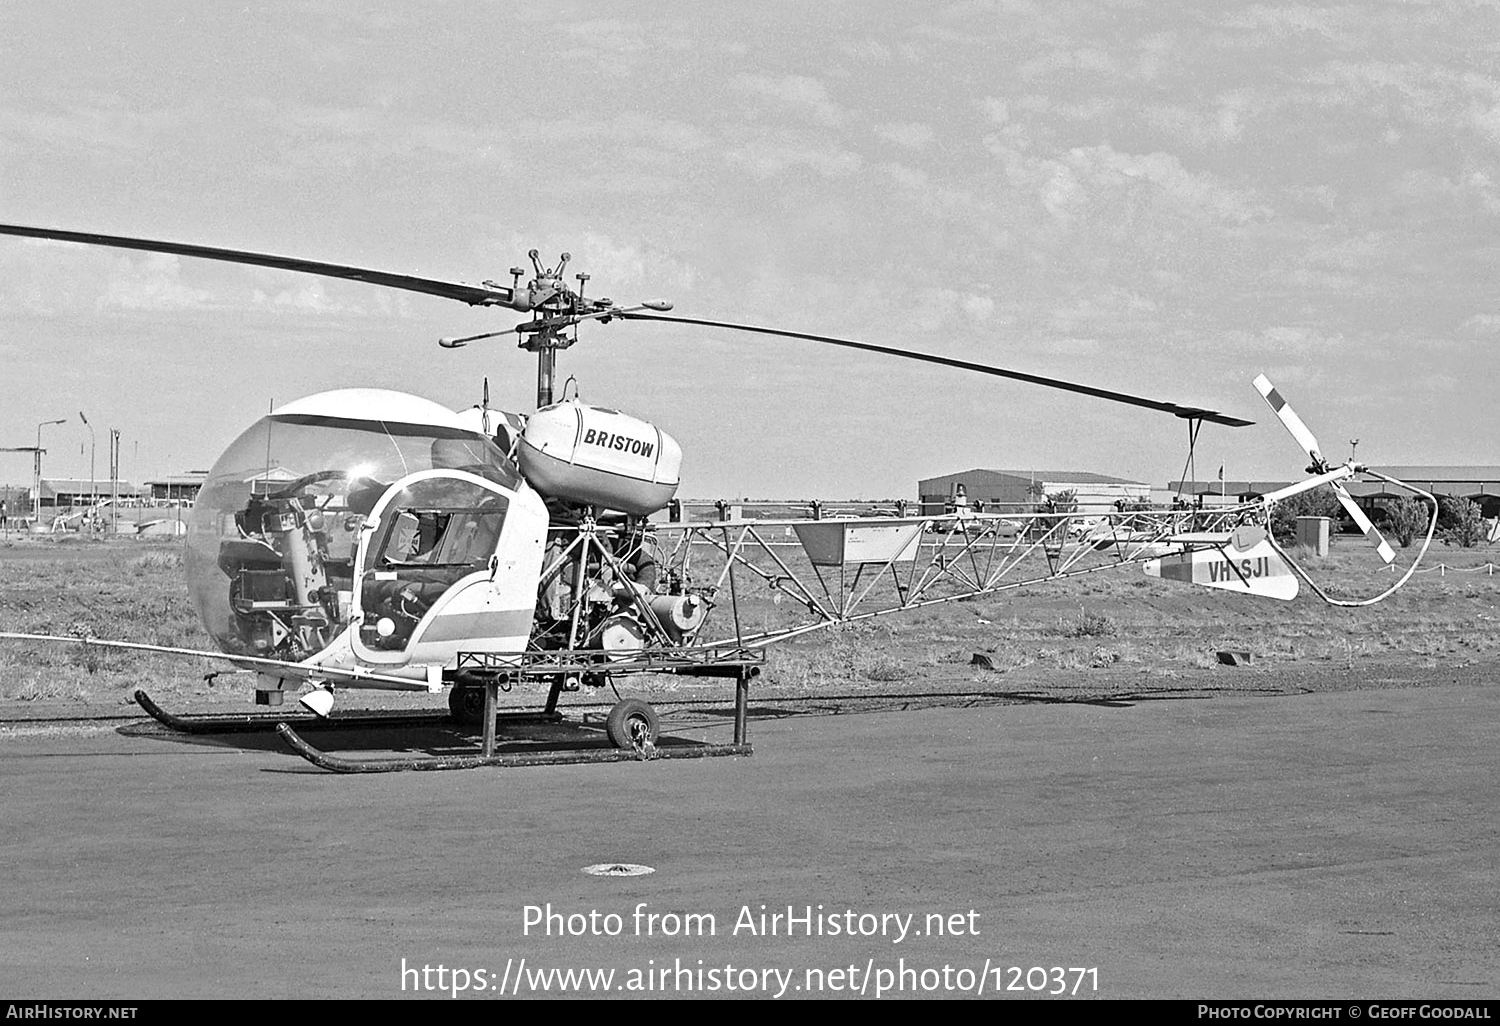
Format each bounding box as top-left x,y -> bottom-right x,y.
1,0 -> 1496,500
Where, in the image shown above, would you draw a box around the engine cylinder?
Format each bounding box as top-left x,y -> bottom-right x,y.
647,594 -> 707,641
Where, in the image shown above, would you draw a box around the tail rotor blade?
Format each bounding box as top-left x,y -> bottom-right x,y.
1334,483 -> 1396,564
1253,374 -> 1324,468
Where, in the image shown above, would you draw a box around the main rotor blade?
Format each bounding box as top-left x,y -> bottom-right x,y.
0,223 -> 518,308
1253,374 -> 1324,466
1333,483 -> 1396,564
616,312 -> 1254,427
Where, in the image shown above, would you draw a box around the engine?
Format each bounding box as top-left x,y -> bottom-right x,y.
531,512 -> 708,661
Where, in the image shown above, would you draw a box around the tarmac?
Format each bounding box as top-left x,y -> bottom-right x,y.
0,678 -> 1495,1000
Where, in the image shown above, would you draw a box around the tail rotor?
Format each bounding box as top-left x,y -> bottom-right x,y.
1252,375 -> 1395,565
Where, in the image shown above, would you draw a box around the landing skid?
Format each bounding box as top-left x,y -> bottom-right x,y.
277,722 -> 751,773
132,689 -> 455,734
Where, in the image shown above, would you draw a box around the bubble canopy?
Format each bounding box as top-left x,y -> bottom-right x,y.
186,389 -> 520,658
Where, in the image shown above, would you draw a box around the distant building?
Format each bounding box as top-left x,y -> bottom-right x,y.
1162,479 -> 1293,507
1345,466 -> 1500,518
145,473 -> 208,504
918,469 -> 1151,514
246,466 -> 301,494
35,478 -> 145,508
1168,467 -> 1500,519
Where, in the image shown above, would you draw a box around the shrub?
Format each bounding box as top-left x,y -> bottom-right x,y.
1046,488 -> 1078,514
1384,496 -> 1433,548
1060,608 -> 1117,638
1439,496 -> 1486,548
1268,485 -> 1341,543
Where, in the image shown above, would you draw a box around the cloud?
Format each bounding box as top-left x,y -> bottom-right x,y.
874,122 -> 935,150
1218,4 -> 1348,41
723,142 -> 864,179
95,254 -> 215,312
1017,47 -> 1121,82
1461,314 -> 1500,334
963,294 -> 996,321
1046,289 -> 1159,335
980,97 -> 1011,126
1389,167 -> 1500,217
1036,144 -> 1271,227
1258,326 -> 1347,353
904,287 -> 998,332
1141,99 -> 1248,147
1416,372 -> 1459,393
732,74 -> 846,126
251,280 -> 364,314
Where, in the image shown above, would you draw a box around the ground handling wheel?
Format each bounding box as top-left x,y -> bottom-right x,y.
606,698 -> 659,757
448,683 -> 487,725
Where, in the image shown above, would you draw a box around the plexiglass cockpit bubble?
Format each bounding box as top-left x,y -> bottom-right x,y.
185,389 -> 518,661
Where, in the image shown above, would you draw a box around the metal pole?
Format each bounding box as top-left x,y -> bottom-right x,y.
734,670 -> 749,746
536,343 -> 556,409
110,429 -> 120,536
34,418 -> 66,526
79,412 -> 95,525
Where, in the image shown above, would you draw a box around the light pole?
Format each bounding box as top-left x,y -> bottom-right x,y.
109,429 -> 121,535
34,417 -> 66,524
79,411 -> 96,516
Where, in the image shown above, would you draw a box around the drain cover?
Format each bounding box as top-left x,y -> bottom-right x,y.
582,863 -> 656,877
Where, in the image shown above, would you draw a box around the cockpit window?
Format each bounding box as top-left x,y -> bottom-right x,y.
356,478 -> 510,652
186,409 -> 518,660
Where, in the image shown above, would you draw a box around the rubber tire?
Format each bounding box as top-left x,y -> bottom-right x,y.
448,684 -> 487,725
605,698 -> 659,751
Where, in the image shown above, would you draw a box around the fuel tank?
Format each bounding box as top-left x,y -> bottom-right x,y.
518,401 -> 682,515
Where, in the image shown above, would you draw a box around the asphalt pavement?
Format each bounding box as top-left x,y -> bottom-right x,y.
0,679 -> 1495,1000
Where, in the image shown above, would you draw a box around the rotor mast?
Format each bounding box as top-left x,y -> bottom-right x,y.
440,249 -> 660,410
513,250 -> 580,409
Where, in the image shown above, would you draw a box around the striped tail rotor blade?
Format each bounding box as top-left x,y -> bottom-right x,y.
1333,483 -> 1396,564
1253,374 -> 1324,466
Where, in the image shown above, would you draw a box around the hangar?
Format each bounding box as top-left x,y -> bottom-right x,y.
918,469 -> 1150,514
34,478 -> 145,508
145,474 -> 207,504
1345,466 -> 1500,518
1169,466 -> 1500,521
1164,479 -> 1293,507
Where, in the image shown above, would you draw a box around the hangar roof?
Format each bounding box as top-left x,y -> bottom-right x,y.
1345,466 -> 1500,498
1168,480 -> 1291,496
919,468 -> 1148,490
38,478 -> 145,498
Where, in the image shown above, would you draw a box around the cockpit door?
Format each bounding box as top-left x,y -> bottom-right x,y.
350,470 -> 541,666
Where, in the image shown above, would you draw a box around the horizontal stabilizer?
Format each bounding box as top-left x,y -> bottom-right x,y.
1165,526 -> 1267,548
1143,537 -> 1299,600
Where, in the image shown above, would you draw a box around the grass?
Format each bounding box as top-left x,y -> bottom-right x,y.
757,539 -> 1500,689
0,533 -> 1496,704
0,538 -> 213,702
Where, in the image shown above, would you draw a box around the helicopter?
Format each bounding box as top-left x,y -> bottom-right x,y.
0,223 -> 1440,769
